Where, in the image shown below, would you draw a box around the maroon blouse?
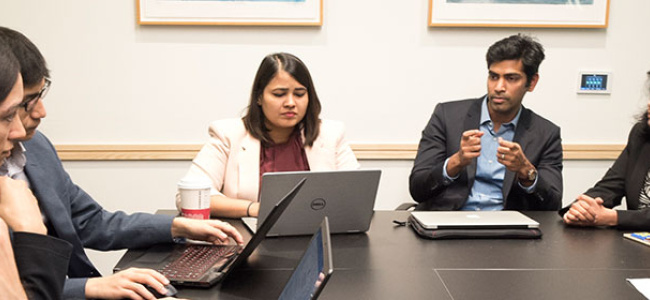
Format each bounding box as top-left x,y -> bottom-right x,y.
259,130 -> 310,187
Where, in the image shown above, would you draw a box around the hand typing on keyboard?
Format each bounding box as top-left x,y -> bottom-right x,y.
171,217 -> 244,245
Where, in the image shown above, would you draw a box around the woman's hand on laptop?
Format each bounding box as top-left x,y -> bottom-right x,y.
171,217 -> 244,245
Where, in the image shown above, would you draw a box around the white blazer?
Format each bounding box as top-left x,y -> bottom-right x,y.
185,118 -> 360,202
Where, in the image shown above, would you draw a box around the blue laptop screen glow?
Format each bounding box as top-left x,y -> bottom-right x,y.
278,230 -> 324,300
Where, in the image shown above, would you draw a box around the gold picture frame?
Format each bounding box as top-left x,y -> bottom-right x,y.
429,0 -> 610,28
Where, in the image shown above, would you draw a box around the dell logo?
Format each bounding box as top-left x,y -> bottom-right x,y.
310,198 -> 326,210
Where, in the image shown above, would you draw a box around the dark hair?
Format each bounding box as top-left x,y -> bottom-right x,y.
0,40 -> 20,103
243,53 -> 322,146
638,70 -> 650,136
486,34 -> 545,86
0,27 -> 49,87
646,70 -> 650,97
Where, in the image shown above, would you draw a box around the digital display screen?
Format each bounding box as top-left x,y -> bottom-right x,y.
580,74 -> 608,91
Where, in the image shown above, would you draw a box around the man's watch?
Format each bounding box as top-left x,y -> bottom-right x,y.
526,168 -> 538,182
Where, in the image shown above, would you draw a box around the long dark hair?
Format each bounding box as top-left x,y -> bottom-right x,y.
0,40 -> 20,103
242,53 -> 322,146
638,71 -> 650,137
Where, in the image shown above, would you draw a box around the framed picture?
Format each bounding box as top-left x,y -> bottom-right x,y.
137,0 -> 323,26
429,0 -> 610,28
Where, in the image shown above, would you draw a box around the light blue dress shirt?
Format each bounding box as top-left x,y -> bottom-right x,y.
443,97 -> 536,211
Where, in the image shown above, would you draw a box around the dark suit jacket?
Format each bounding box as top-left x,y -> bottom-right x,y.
23,131 -> 175,299
559,122 -> 650,230
409,97 -> 563,211
13,232 -> 72,300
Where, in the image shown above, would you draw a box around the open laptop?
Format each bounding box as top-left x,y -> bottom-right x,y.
113,178 -> 307,288
410,211 -> 539,230
243,169 -> 381,237
278,217 -> 334,300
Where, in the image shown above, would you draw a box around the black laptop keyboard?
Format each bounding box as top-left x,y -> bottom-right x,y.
160,245 -> 238,280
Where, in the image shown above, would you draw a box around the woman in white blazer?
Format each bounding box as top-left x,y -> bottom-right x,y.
185,53 -> 359,218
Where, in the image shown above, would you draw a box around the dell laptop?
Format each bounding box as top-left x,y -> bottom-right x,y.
243,169 -> 381,236
113,178 -> 307,287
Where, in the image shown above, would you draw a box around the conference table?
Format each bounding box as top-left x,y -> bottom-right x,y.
116,211 -> 650,299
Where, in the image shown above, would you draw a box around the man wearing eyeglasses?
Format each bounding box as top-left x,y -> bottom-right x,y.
0,27 -> 244,300
18,77 -> 49,140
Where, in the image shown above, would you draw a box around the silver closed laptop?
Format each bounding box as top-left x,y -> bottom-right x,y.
410,211 -> 539,230
243,169 -> 381,237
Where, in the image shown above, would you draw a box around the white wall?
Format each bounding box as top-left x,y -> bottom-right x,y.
1,1 -> 649,145
1,0 -> 648,277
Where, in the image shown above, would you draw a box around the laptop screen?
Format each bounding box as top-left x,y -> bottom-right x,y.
220,178 -> 308,276
278,217 -> 333,300
253,169 -> 380,236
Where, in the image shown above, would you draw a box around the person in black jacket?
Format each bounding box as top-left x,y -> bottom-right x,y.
561,71 -> 650,230
409,34 -> 562,211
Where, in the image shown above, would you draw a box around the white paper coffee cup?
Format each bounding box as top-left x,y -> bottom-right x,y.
177,178 -> 211,220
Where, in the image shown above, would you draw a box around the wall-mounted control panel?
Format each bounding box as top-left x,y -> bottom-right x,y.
577,72 -> 611,94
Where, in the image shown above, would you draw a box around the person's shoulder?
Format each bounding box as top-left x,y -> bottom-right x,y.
628,121 -> 649,142
25,130 -> 48,143
209,118 -> 244,129
630,121 -> 647,134
22,131 -> 61,166
523,107 -> 560,131
23,131 -> 55,150
439,97 -> 481,107
435,97 -> 482,113
208,118 -> 247,137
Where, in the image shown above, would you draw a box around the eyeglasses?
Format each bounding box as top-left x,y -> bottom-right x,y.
20,78 -> 51,112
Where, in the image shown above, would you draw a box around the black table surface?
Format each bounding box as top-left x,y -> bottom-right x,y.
116,211 -> 650,299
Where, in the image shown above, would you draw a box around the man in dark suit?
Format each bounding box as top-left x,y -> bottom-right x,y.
409,34 -> 563,211
0,27 -> 244,299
